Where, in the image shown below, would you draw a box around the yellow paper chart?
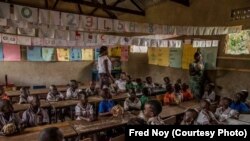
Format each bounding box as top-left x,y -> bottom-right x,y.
109,46 -> 121,57
148,47 -> 158,65
181,44 -> 197,69
157,48 -> 170,67
82,49 -> 94,61
57,48 -> 70,61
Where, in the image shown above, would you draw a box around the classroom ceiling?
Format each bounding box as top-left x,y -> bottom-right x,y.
2,0 -> 191,19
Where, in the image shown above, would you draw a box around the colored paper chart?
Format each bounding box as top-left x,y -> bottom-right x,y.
57,48 -> 70,61
148,47 -> 158,65
182,44 -> 197,69
82,49 -> 94,61
42,48 -> 55,61
169,48 -> 183,68
120,46 -> 129,62
27,46 -> 43,61
70,48 -> 82,61
109,47 -> 121,57
200,47 -> 218,70
0,44 -> 3,61
157,48 -> 170,67
3,44 -> 21,61
95,48 -> 100,60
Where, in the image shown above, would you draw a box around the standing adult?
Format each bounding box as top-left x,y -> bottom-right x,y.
97,46 -> 114,88
189,51 -> 205,100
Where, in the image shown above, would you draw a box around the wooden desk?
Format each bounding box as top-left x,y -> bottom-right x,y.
6,86 -> 87,98
178,100 -> 200,110
160,105 -> 185,119
13,100 -> 51,112
226,118 -> 250,125
70,114 -> 135,135
238,114 -> 250,123
0,122 -> 77,141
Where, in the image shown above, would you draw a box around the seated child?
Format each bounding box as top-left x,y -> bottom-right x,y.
47,85 -> 65,102
175,79 -> 182,90
163,85 -> 177,105
138,100 -> 164,125
0,86 -> 9,101
22,96 -> 49,127
230,92 -> 250,113
124,89 -> 141,111
66,80 -> 81,99
140,87 -> 150,109
39,127 -> 63,141
240,90 -> 249,108
75,94 -> 94,121
174,83 -> 183,102
180,109 -> 198,125
98,88 -> 115,116
162,77 -> 171,89
144,76 -> 156,90
85,81 -> 98,96
202,83 -> 216,102
215,97 -> 239,123
114,72 -> 127,93
135,78 -> 145,93
0,99 -> 22,136
196,99 -> 219,125
19,87 -> 31,104
181,83 -> 193,101
126,75 -> 137,91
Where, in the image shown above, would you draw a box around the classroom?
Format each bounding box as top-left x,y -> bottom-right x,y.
0,0 -> 250,141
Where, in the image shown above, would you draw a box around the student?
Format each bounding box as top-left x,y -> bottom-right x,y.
19,87 -> 31,104
47,85 -> 65,102
0,99 -> 22,135
75,94 -> 94,121
140,87 -> 150,109
127,117 -> 147,125
124,89 -> 141,111
215,97 -> 239,122
145,76 -> 156,90
138,100 -> 164,125
135,78 -> 145,93
39,127 -> 64,141
22,96 -> 49,127
125,75 -> 136,91
162,77 -> 171,89
202,83 -> 216,102
181,83 -> 193,101
0,86 -> 9,101
240,90 -> 249,108
174,83 -> 183,102
98,89 -> 115,116
230,92 -> 250,113
196,99 -> 219,125
66,80 -> 80,99
163,85 -> 177,105
175,79 -> 182,90
180,109 -> 198,125
115,72 -> 127,93
85,81 -> 98,96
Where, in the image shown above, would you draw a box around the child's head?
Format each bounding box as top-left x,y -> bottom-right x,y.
89,81 -> 96,89
120,72 -> 127,80
219,97 -> 231,108
39,127 -> 63,141
20,87 -> 30,96
49,85 -> 58,94
183,109 -> 198,124
233,92 -> 242,103
0,99 -> 13,114
128,89 -> 137,101
144,100 -> 162,118
163,77 -> 170,84
200,99 -> 210,110
136,78 -> 142,84
174,83 -> 181,93
146,76 -> 152,83
176,79 -> 182,84
194,52 -> 201,62
0,86 -> 5,95
102,76 -> 111,87
79,93 -> 88,106
100,46 -> 108,56
142,87 -> 150,96
100,88 -> 111,99
127,117 -> 147,125
166,84 -> 174,93
182,83 -> 189,91
69,80 -> 78,89
28,96 -> 41,110
240,90 -> 249,102
205,83 -> 215,92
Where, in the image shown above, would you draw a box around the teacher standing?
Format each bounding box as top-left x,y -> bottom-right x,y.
189,51 -> 205,100
97,46 -> 114,88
